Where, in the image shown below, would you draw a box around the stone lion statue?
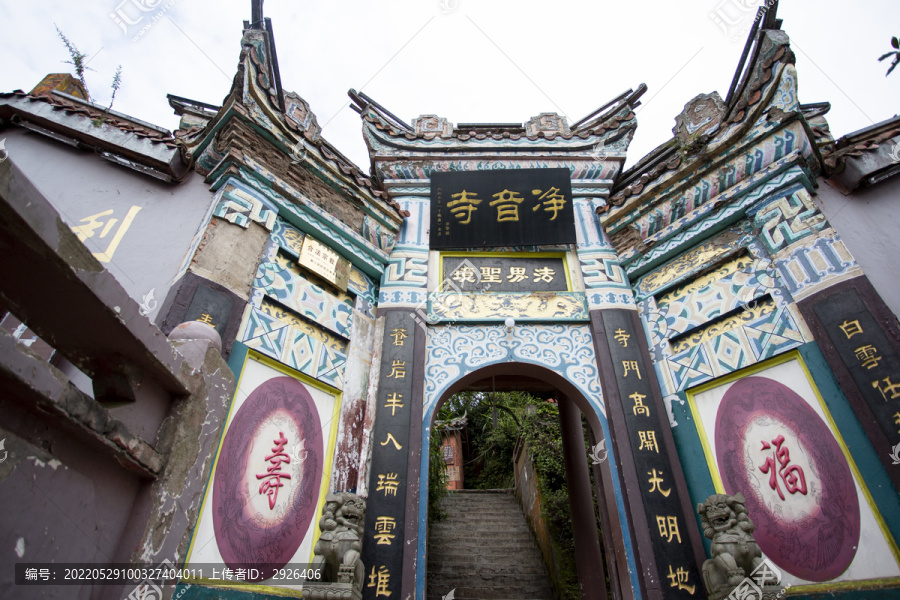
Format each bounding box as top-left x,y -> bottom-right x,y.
307,492 -> 366,599
697,493 -> 763,594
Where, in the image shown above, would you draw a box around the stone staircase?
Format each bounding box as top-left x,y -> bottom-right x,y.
427,489 -> 555,600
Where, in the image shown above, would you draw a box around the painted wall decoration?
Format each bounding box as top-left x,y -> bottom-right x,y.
423,323 -> 605,414
715,376 -> 858,581
638,236 -> 808,396
270,219 -> 378,319
213,182 -> 278,231
427,291 -> 588,323
773,229 -> 861,302
687,353 -> 900,588
253,253 -> 354,339
239,304 -> 348,390
615,158 -> 813,271
430,168 -> 575,248
186,353 -> 340,595
212,375 -> 324,579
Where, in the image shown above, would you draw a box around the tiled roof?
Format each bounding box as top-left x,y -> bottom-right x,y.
0,89 -> 179,149
822,116 -> 900,172
605,9 -> 792,212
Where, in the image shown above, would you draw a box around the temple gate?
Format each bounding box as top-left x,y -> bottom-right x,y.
5,3 -> 895,599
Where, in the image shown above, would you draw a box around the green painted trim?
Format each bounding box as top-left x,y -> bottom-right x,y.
190,105 -> 240,161
226,340 -> 250,380
619,158 -> 813,279
668,390 -> 718,558
608,117 -> 813,235
798,343 -> 900,551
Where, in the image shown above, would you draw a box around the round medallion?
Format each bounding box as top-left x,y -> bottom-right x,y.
715,376 -> 859,581
212,376 -> 323,580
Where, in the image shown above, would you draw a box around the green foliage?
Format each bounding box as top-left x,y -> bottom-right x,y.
428,421 -> 449,522
431,393 -> 588,600
878,36 -> 900,76
521,402 -> 580,600
54,25 -> 125,124
55,25 -> 92,100
109,65 -> 123,111
437,390 -> 533,490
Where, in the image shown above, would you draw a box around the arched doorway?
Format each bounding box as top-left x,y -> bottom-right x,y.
417,351 -> 637,600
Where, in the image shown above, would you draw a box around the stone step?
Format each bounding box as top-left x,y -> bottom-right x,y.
439,505 -> 520,512
441,495 -> 518,502
427,541 -> 544,556
426,584 -> 554,600
427,491 -> 553,600
427,583 -> 554,596
435,515 -> 527,524
438,511 -> 524,520
427,561 -> 547,575
441,493 -> 517,502
429,541 -> 543,554
430,521 -> 531,539
429,550 -> 544,564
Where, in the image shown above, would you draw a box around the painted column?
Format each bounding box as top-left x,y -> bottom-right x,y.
559,397 -> 608,600
361,309 -> 421,600
592,309 -> 705,600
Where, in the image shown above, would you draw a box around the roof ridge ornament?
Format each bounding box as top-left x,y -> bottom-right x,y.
412,115 -> 453,139
673,91 -> 725,154
524,113 -> 570,138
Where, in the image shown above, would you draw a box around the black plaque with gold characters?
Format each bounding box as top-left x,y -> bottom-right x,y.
813,288 -> 900,449
430,168 -> 575,249
361,311 -> 417,600
602,310 -> 702,599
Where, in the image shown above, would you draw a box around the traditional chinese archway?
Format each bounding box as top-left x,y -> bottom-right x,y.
352,89 -> 707,600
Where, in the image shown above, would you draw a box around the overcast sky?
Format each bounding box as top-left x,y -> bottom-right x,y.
1,1 -> 897,171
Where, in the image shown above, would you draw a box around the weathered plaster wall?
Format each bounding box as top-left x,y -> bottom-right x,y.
815,178 -> 900,320
189,218 -> 269,301
330,308 -> 376,492
514,442 -> 563,596
2,128 -> 216,321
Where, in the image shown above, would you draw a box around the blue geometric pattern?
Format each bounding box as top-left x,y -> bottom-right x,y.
663,305 -> 805,393
424,323 -> 605,416
240,306 -> 348,389
254,260 -> 354,339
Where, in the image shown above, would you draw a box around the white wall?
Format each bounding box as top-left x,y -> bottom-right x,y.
3,127 -> 216,322
815,176 -> 900,320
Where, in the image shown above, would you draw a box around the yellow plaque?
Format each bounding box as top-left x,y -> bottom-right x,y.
299,236 -> 350,292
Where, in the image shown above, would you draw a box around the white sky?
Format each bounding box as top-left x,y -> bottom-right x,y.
1,0 -> 897,171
